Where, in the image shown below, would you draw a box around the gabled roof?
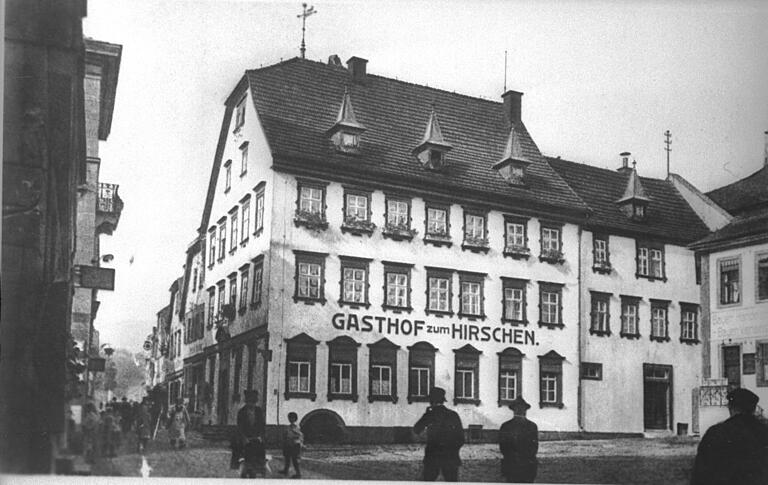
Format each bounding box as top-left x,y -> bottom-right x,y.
689,209 -> 768,251
547,157 -> 710,244
706,165 -> 768,216
243,57 -> 587,217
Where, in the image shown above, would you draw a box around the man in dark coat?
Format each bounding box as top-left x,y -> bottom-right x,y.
691,387 -> 768,485
413,387 -> 465,482
499,396 -> 539,483
232,389 -> 266,477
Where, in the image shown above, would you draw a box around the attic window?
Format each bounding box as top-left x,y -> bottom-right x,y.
633,204 -> 645,219
413,109 -> 452,171
341,132 -> 359,150
494,128 -> 531,186
328,88 -> 365,154
234,96 -> 246,132
429,150 -> 443,167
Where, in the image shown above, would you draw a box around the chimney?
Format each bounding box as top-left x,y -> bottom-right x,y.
764,130 -> 768,167
347,56 -> 368,83
501,90 -> 523,127
327,54 -> 342,67
617,151 -> 632,174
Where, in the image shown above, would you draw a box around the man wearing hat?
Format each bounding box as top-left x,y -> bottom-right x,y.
233,389 -> 266,477
499,396 -> 539,483
691,387 -> 768,485
413,387 -> 465,481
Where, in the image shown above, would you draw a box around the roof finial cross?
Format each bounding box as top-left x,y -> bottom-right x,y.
297,3 -> 317,59
664,130 -> 672,178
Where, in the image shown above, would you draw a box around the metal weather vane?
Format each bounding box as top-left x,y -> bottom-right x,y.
297,3 -> 317,59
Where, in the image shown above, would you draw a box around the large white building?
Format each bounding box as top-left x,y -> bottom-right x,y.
154,55 -> 727,442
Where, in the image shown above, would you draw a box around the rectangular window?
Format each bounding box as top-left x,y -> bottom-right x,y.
207,288 -> 216,327
758,254 -> 768,302
294,251 -> 326,303
224,161 -> 232,192
371,365 -> 392,397
593,235 -> 610,271
239,267 -> 249,311
408,342 -> 436,402
637,242 -> 665,280
383,262 -> 412,310
208,228 -> 216,268
459,272 -> 485,318
426,206 -> 449,236
498,348 -> 523,406
251,257 -> 264,308
410,367 -> 430,398
240,142 -> 249,175
506,220 -> 526,248
539,352 -> 564,408
241,197 -> 250,244
581,362 -> 603,380
719,258 -> 741,305
456,369 -> 474,399
499,370 -> 518,401
254,183 -> 265,235
230,208 -> 238,252
464,213 -> 486,240
502,278 -> 527,324
541,227 -> 561,252
233,347 -> 243,396
344,192 -> 369,222
330,363 -> 352,394
650,300 -> 670,342
541,374 -> 557,403
680,303 -> 699,343
217,281 -> 225,320
590,292 -> 611,336
228,275 -> 237,308
386,198 -> 409,227
620,296 -> 641,338
339,256 -> 370,307
192,268 -> 198,293
758,343 -> 768,387
234,96 -> 246,131
539,283 -> 563,327
288,361 -> 311,393
426,268 -> 453,315
218,220 -> 226,261
454,347 -> 480,404
298,184 -> 324,215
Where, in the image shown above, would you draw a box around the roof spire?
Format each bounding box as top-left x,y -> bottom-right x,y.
617,162 -> 650,203
417,108 -> 450,148
493,127 -> 531,186
332,86 -> 365,131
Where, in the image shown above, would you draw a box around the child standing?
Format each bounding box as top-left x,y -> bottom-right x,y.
279,412 -> 303,478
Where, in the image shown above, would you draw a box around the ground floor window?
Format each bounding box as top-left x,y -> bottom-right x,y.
369,338 -> 399,402
327,336 -> 359,402
288,361 -> 311,393
757,342 -> 768,387
538,350 -> 564,408
454,344 -> 481,405
284,333 -> 319,400
408,341 -> 436,403
498,347 -> 523,406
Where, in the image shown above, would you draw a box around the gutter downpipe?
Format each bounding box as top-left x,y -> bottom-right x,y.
274,176 -> 289,428
577,225 -> 584,433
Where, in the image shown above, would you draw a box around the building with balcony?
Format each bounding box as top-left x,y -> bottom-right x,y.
159,55 -> 727,443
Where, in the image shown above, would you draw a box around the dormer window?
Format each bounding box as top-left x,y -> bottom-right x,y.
615,161 -> 650,222
633,204 -> 645,219
413,108 -> 452,171
328,87 -> 365,153
493,128 -> 531,186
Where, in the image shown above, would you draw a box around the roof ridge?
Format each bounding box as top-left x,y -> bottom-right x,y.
706,165 -> 767,196
546,155 -> 675,184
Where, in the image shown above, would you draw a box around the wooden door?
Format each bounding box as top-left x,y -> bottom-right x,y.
644,364 -> 672,430
722,346 -> 741,389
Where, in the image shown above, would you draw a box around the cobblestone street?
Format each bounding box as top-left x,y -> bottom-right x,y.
93,429 -> 698,484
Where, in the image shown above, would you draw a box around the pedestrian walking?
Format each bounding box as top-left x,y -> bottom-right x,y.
82,402 -> 101,464
167,398 -> 191,450
233,389 -> 266,478
101,406 -> 119,457
279,412 -> 304,478
135,399 -> 153,454
499,396 -> 539,483
413,387 -> 465,482
691,388 -> 768,485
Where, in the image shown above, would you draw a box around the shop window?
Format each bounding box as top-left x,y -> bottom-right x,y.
408,341 -> 436,403
454,344 -> 481,405
538,350 -> 565,408
498,347 -> 523,407
743,353 -> 756,375
246,343 -> 256,390
592,234 -> 611,273
425,267 -> 453,316
650,299 -> 670,342
589,291 -> 611,336
339,256 -> 371,308
459,272 -> 485,320
679,303 -> 699,344
233,346 -> 243,400
580,362 -> 603,380
539,224 -> 564,264
503,215 -> 530,259
538,282 -> 564,329
383,261 -> 412,312
293,250 -> 327,304
368,338 -> 399,403
636,241 -> 666,281
620,295 -> 641,339
284,333 -> 319,400
327,336 -> 360,402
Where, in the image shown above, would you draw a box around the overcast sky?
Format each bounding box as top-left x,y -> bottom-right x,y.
83,0 -> 768,351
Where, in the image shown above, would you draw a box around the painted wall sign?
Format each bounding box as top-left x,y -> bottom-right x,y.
331,312 -> 537,345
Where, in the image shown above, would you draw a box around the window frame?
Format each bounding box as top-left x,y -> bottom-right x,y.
407,341 -> 436,403
757,342 -> 768,387
207,287 -> 216,329
368,338 -> 399,403
229,206 -> 239,254
423,201 -> 452,247
338,256 -> 372,309
228,273 -> 237,310
293,250 -> 327,305
238,264 -> 250,314
757,252 -> 768,303
425,267 -> 454,316
383,195 -> 415,241
497,347 -> 524,407
539,223 -> 565,264
341,187 -> 375,236
538,282 -> 565,329
679,302 -> 700,344
500,277 -> 527,325
717,256 -> 741,306
453,344 -> 481,406
458,271 -> 486,320
250,255 -> 264,309
239,141 -> 249,176
284,333 -> 319,400
294,179 -> 328,230
636,241 -> 667,282
619,295 -> 642,339
234,95 -> 246,132
207,227 -> 216,269
218,218 -> 227,262
503,215 -> 530,259
538,350 -> 565,408
216,280 -> 225,324
224,159 -> 232,193
580,362 -> 603,380
327,336 -> 360,402
254,182 -> 265,236
592,234 -> 612,273
240,195 -> 251,246
461,208 -> 490,253
589,291 -> 612,337
649,299 -> 670,342
382,261 -> 413,312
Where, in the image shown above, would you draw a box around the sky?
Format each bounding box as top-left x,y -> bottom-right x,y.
83,0 -> 768,352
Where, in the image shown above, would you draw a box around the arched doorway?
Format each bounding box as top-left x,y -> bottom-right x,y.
300,409 -> 347,444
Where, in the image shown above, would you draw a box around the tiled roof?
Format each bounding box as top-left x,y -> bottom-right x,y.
547,157 -> 710,244
690,208 -> 768,249
244,58 -> 587,216
706,166 -> 768,216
